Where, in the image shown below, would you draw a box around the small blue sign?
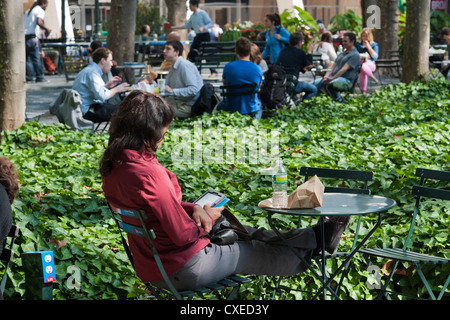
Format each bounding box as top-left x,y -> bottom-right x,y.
22,251 -> 56,283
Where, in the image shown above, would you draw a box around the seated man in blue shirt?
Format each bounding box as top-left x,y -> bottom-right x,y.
72,47 -> 130,122
161,40 -> 204,119
216,37 -> 263,119
312,32 -> 361,102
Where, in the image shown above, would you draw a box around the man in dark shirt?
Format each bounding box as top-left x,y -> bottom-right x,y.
277,32 -> 317,101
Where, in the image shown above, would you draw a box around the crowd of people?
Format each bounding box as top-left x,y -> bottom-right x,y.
15,0 -> 449,298
63,10 -> 386,124
26,0 -> 450,123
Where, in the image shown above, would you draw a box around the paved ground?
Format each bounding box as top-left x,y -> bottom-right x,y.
25,70 -> 399,126
25,74 -> 72,125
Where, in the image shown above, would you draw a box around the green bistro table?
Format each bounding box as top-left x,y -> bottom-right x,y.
261,193 -> 397,300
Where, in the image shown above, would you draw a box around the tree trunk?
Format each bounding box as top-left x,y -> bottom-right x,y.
0,1 -> 26,134
373,0 -> 400,76
401,0 -> 430,83
165,0 -> 188,39
107,0 -> 137,83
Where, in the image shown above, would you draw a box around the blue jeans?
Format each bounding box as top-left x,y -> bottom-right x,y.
313,77 -> 351,102
26,37 -> 44,81
295,81 -> 318,100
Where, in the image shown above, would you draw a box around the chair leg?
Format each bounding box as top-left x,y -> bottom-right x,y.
414,263 -> 450,300
227,285 -> 241,300
437,273 -> 450,300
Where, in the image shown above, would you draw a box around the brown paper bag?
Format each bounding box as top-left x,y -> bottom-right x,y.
287,175 -> 324,208
258,175 -> 325,209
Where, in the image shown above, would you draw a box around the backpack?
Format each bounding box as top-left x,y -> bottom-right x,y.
258,63 -> 287,113
191,83 -> 218,117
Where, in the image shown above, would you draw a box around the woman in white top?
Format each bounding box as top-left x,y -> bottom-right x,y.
313,32 -> 337,67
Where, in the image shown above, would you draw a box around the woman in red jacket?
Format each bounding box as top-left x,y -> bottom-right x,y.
100,91 -> 350,291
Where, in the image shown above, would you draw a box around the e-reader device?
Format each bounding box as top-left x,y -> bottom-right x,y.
194,190 -> 229,208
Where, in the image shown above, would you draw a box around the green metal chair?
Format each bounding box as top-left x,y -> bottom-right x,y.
360,168 -> 450,300
326,64 -> 361,102
271,166 -> 374,299
0,225 -> 19,299
108,204 -> 250,300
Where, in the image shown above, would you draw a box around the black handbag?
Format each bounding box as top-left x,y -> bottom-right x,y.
208,208 -> 251,245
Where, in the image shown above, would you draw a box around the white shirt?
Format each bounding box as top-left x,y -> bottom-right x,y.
24,5 -> 45,36
313,42 -> 337,62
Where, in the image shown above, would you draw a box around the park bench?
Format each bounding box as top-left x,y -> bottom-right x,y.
374,51 -> 402,85
108,204 -> 251,300
194,40 -> 265,73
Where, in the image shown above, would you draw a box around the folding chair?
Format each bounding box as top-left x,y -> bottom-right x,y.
220,83 -> 259,101
360,168 -> 450,300
1,225 -> 20,299
326,64 -> 361,102
219,83 -> 260,115
271,167 -> 374,299
108,204 -> 250,300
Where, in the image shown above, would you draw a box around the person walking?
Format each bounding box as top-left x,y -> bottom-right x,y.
24,0 -> 52,83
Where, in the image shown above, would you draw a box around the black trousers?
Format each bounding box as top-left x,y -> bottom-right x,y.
187,32 -> 217,74
83,103 -> 118,123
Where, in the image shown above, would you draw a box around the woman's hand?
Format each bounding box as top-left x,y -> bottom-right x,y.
363,40 -> 370,50
192,204 -> 224,236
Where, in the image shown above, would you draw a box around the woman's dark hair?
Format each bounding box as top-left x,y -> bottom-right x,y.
265,12 -> 281,26
320,32 -> 332,43
99,91 -> 174,176
0,157 -> 19,204
28,0 -> 48,16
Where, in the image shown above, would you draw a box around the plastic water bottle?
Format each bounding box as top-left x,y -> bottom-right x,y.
272,159 -> 288,208
338,44 -> 343,54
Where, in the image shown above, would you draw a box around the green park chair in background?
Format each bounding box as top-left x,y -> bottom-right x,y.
360,168 -> 450,300
0,225 -> 20,299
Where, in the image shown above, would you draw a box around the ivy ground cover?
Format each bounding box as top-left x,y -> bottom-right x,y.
0,79 -> 449,300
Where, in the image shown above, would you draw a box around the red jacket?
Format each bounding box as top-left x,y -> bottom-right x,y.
102,149 -> 210,282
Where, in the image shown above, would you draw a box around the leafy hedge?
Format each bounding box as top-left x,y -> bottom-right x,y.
1,79 -> 449,300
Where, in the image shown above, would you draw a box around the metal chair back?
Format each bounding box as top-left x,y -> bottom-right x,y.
108,204 -> 250,300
